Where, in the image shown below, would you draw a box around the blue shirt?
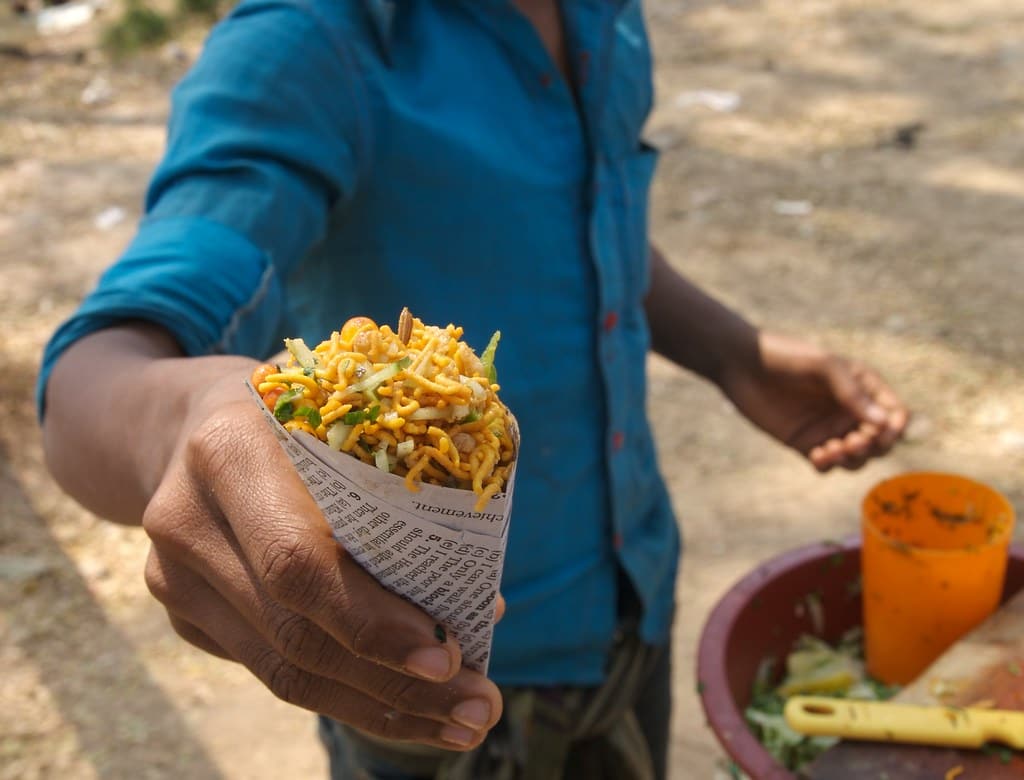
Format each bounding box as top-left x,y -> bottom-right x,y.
39,0 -> 679,686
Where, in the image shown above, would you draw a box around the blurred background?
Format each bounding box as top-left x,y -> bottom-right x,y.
1,0 -> 1022,777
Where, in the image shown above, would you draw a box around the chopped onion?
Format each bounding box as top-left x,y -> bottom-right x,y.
460,376 -> 486,402
409,406 -> 452,421
326,423 -> 352,451
349,357 -> 412,393
396,439 -> 415,458
374,445 -> 390,473
480,330 -> 501,384
452,404 -> 470,419
284,338 -> 318,371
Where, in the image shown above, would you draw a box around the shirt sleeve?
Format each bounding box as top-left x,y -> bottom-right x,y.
37,0 -> 367,415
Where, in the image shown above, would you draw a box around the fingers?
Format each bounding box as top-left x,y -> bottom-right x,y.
809,421 -> 899,472
809,438 -> 849,472
167,613 -> 232,659
156,582 -> 486,749
858,369 -> 910,449
146,549 -> 501,746
179,402 -> 463,680
144,393 -> 508,750
825,358 -> 888,427
818,359 -> 909,470
146,537 -> 502,728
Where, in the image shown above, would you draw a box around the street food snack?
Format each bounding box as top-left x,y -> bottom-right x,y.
252,309 -> 514,510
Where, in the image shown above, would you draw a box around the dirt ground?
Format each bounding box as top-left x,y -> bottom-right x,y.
1,1 -> 1023,778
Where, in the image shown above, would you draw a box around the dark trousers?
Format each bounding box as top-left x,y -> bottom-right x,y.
318,635 -> 672,780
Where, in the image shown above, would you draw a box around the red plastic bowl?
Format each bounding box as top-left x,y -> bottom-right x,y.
696,538 -> 1024,779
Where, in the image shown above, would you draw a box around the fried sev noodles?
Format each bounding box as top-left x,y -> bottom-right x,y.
253,312 -> 514,510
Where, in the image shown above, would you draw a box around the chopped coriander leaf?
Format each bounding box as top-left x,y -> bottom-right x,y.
273,387 -> 304,421
293,405 -> 322,429
341,405 -> 382,426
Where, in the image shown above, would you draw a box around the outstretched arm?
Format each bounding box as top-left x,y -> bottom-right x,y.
645,246 -> 908,470
38,3 -> 503,747
42,323 -> 502,749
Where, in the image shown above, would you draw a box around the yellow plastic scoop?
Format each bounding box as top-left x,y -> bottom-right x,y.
785,696 -> 1024,750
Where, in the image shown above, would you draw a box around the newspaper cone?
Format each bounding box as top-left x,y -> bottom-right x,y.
250,384 -> 517,674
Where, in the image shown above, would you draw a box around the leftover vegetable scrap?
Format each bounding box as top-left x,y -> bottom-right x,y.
746,628 -> 899,772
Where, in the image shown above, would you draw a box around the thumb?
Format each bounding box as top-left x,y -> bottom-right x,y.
826,358 -> 887,426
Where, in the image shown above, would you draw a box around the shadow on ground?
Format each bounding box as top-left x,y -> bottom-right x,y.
0,440 -> 226,779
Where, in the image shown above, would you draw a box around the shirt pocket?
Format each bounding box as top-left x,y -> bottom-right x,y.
611,140 -> 659,310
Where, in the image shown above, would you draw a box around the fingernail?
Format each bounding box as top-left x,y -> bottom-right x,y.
865,404 -> 887,424
405,647 -> 453,681
451,698 -> 491,730
440,724 -> 476,747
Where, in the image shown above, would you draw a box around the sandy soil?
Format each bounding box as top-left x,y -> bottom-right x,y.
1,1 -> 1022,778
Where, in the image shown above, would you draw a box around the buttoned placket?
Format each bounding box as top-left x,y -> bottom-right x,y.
569,2 -> 636,560
455,0 -> 635,556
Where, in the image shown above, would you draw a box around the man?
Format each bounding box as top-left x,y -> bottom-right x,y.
38,1 -> 908,777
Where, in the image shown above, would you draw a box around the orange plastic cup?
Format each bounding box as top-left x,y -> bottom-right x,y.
862,472 -> 1015,685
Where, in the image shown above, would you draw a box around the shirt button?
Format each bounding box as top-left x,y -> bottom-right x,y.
539,73 -> 553,88
603,311 -> 619,331
612,431 -> 625,450
613,532 -> 624,550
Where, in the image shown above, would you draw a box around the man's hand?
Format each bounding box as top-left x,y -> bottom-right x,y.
644,247 -> 908,470
43,325 -> 502,750
719,331 -> 909,471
